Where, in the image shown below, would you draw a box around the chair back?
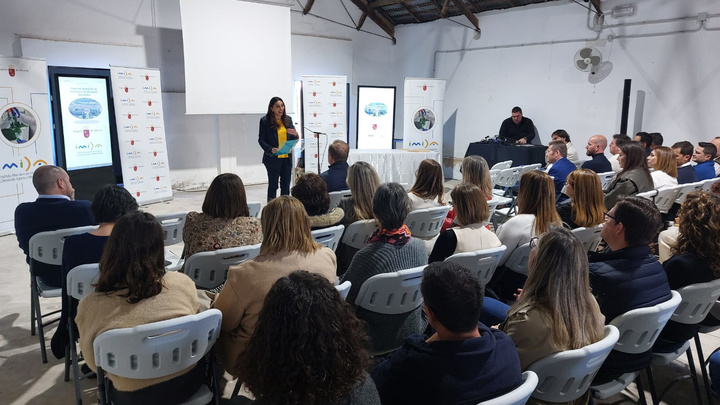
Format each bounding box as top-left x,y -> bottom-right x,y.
672,278 -> 720,325
503,242 -> 532,276
184,244 -> 262,290
609,291 -> 681,355
66,263 -> 100,300
335,280 -> 352,300
571,225 -> 603,252
29,225 -> 98,265
675,181 -> 704,205
248,201 -> 262,218
702,178 -> 720,192
653,186 -> 682,213
478,371 -> 539,405
311,224 -> 345,251
491,160 -> 513,171
406,206 -> 450,238
156,212 -> 188,246
489,170 -> 500,186
520,163 -> 542,173
329,190 -> 352,209
636,190 -> 657,199
572,160 -> 585,169
486,199 -> 500,225
527,325 -> 620,403
598,171 -> 616,191
495,167 -> 523,189
341,219 -> 379,250
93,309 -> 222,379
354,266 -> 425,315
445,246 -> 507,287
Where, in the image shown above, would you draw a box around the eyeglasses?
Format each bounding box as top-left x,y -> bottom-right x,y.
529,237 -> 539,249
604,211 -> 618,223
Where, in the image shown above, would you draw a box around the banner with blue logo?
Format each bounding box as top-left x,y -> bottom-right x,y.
403,78 -> 445,154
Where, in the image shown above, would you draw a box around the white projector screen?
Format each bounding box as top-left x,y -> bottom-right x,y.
180,0 -> 292,114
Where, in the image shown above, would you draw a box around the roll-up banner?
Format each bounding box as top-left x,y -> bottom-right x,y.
403,78 -> 445,154
302,75 -> 348,174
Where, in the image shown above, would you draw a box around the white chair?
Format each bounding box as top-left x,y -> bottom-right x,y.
478,371 -> 538,405
445,246 -> 507,287
328,190 -> 352,209
636,189 -> 658,199
486,199 -> 500,226
571,225 -> 603,252
527,325 -> 620,403
28,225 -> 98,363
335,280 -> 351,300
590,291 -> 682,405
489,169 -> 501,187
503,242 -> 532,276
598,171 -> 617,191
572,160 -> 585,169
156,212 -> 188,271
702,177 -> 720,192
491,160 -> 513,171
65,264 -> 100,405
248,201 -> 262,218
341,219 -> 379,250
674,181 -> 704,205
184,243 -> 262,290
520,163 -> 542,174
492,166 -> 524,221
405,206 -> 450,239
641,186 -> 681,214
311,224 -> 345,251
94,309 -> 222,405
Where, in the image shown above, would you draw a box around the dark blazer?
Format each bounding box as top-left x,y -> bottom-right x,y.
14,197 -> 95,287
320,161 -> 349,192
258,115 -> 297,167
547,157 -> 576,197
677,165 -> 698,184
581,154 -> 612,174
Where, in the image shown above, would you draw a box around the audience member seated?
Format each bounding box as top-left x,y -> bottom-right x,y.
238,271 -> 380,405
214,196 -> 336,377
635,132 -> 653,156
371,262 -> 522,405
50,185 -> 138,360
291,172 -> 344,229
556,169 -> 604,230
694,141 -> 718,181
551,129 -> 579,162
442,155 -> 493,231
712,137 -> 720,176
545,140 -> 575,198
429,184 -> 501,263
182,173 -> 262,260
14,165 -> 95,287
654,192 -> 720,352
647,146 -> 678,189
589,196 -> 672,382
672,141 -> 698,184
341,183 -> 428,353
581,134 -> 612,173
604,142 -> 654,210
77,212 -> 202,404
407,158 -> 446,210
608,134 -> 631,173
320,139 -> 350,192
650,132 -> 664,149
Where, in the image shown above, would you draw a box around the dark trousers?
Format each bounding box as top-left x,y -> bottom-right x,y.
265,157 -> 292,201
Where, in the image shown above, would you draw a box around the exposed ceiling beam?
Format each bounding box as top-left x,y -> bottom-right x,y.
589,0 -> 603,16
357,12 -> 368,30
350,0 -> 396,43
369,0 -> 408,8
429,0 -> 443,12
441,0 -> 450,17
450,0 -> 479,30
302,0 -> 315,15
402,2 -> 421,23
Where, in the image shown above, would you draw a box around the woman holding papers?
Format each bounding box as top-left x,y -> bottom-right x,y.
259,96 -> 298,201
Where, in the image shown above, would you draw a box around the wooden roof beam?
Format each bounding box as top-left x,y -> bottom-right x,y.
350,0 -> 396,43
589,0 -> 603,16
402,2 -> 422,23
441,0 -> 450,17
369,0 -> 408,8
450,0 -> 479,30
302,0 -> 315,15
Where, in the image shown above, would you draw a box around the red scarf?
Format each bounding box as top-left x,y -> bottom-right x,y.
366,224 -> 412,246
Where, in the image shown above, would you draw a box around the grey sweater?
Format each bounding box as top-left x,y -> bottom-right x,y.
341,238 -> 428,353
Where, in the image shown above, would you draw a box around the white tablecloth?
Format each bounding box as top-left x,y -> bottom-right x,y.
348,149 -> 441,189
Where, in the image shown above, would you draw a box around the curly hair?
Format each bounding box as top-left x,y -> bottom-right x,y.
91,185 -> 139,223
291,172 -> 330,216
674,191 -> 720,276
237,271 -> 370,404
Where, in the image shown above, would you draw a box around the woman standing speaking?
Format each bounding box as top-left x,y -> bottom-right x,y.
258,96 -> 298,201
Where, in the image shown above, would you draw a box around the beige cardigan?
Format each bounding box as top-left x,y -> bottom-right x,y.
76,271 -> 200,392
213,247 -> 337,377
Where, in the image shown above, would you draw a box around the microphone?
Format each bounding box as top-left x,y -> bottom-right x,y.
303,127 -> 325,135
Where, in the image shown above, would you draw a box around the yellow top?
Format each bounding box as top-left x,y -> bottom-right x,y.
277,120 -> 288,158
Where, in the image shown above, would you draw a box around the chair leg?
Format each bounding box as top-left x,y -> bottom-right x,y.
636,373 -> 648,405
231,379 -> 242,398
30,286 -> 36,336
645,366 -> 659,405
31,278 -> 48,363
64,344 -> 71,382
69,322 -> 83,405
687,346 -> 705,405
695,332 -> 715,405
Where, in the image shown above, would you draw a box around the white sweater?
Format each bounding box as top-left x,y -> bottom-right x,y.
496,214 -> 536,266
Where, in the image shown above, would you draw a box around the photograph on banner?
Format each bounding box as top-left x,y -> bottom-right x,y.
356,85 -> 395,150
403,78 -> 445,153
302,75 -> 347,173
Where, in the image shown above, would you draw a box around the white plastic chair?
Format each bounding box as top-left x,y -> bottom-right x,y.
636,189 -> 658,199
674,181 -> 704,205
405,206 -> 450,239
248,201 -> 262,218
478,371 -> 538,405
156,212 -> 188,271
184,243 -> 262,290
485,199 -> 500,226
491,160 -> 513,171
311,224 -> 345,251
93,309 -> 222,405
572,160 -> 585,169
702,178 -> 720,192
489,169 -> 501,187
590,291 -> 682,404
571,225 -> 603,252
354,266 -> 425,316
328,190 -> 352,209
65,263 -> 100,405
597,171 -> 617,191
492,166 -> 524,221
335,280 -> 352,300
520,163 -> 542,174
527,325 -> 620,403
341,219 -> 379,250
503,242 -> 532,276
28,225 -> 98,363
445,246 -> 507,287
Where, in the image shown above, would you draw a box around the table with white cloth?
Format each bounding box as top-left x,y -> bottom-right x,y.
348,149 -> 441,189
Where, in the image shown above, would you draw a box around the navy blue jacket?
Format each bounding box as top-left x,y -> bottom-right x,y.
547,157 -> 576,197
320,161 -> 349,192
258,115 -> 297,167
581,154 -> 612,174
694,161 -> 715,181
677,165 -> 698,184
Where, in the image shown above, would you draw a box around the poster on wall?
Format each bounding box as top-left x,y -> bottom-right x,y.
110,66 -> 173,205
302,75 -> 348,173
0,57 -> 53,235
403,78 -> 445,153
356,86 -> 395,150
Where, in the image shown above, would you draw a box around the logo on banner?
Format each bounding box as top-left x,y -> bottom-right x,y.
409,140 -> 439,148
123,125 -> 139,132
124,86 -> 129,93
128,176 -> 144,183
8,65 -> 15,77
1,156 -> 47,171
150,125 -> 155,132
329,90 -> 343,97
364,103 -> 388,117
68,98 -> 102,119
147,100 -> 152,106
332,81 -> 336,86
372,124 -> 377,130
423,84 -> 427,91
1,104 -> 40,147
412,108 -> 436,132
76,142 -> 103,151
145,75 -> 150,81
312,92 -> 317,97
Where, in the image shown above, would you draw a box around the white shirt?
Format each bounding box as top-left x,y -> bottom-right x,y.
608,154 -> 621,173
407,192 -> 443,211
650,170 -> 678,189
566,142 -> 579,162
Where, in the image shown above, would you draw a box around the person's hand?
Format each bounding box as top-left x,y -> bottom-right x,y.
271,147 -> 279,154
287,128 -> 298,137
513,288 -> 524,300
426,332 -> 439,343
516,138 -> 527,145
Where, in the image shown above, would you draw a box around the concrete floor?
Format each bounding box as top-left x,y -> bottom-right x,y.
0,182 -> 716,404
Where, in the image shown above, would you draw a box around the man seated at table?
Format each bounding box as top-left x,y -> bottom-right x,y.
320,139 -> 349,192
545,140 -> 575,198
581,134 -> 612,173
498,106 -> 535,145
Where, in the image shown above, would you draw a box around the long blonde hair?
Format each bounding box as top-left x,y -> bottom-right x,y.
451,184 -> 490,226
259,196 -> 321,256
461,156 -> 493,199
347,162 -> 380,222
651,146 -> 678,178
567,169 -> 604,228
517,171 -> 561,234
509,226 -> 604,349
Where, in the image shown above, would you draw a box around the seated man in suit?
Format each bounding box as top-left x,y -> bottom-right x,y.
319,139 -> 349,192
545,140 -> 575,198
672,141 -> 698,184
14,165 -> 95,287
581,134 -> 612,173
371,261 -> 522,405
693,142 -> 717,181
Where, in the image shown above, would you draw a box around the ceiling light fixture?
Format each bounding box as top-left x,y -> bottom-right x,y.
611,4 -> 637,18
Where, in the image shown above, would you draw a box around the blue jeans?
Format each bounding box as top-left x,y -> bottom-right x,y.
710,350 -> 720,396
479,297 -> 510,326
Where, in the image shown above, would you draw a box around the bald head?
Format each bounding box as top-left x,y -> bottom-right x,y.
32,165 -> 74,199
586,134 -> 607,156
